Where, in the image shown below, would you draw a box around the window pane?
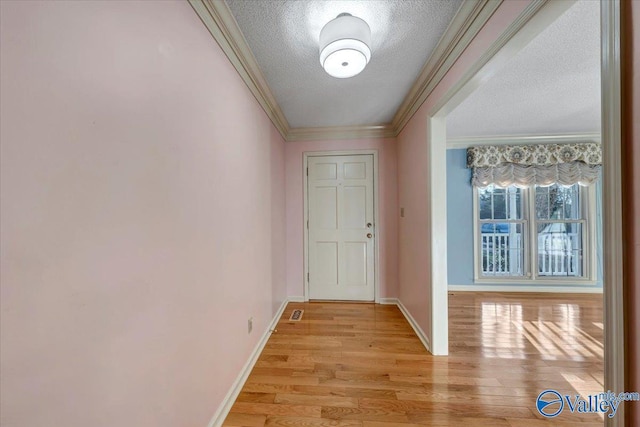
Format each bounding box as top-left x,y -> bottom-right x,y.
480,223 -> 525,277
513,188 -> 522,218
492,191 -> 506,219
535,184 -> 581,220
478,185 -> 522,220
537,222 -> 583,277
535,186 -> 550,220
562,185 -> 581,220
478,187 -> 493,219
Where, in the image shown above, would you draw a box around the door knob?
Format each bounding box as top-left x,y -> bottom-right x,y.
367,233 -> 373,238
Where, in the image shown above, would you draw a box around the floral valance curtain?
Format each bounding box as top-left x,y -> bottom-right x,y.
467,142 -> 602,188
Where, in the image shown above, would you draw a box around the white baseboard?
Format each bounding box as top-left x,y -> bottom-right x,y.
377,298 -> 431,352
206,298 -> 289,427
448,284 -> 603,293
207,295 -> 434,427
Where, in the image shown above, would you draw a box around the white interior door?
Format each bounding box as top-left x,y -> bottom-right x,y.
307,154 -> 375,301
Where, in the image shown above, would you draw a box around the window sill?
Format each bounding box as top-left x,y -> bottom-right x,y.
450,283 -> 603,293
474,278 -> 598,286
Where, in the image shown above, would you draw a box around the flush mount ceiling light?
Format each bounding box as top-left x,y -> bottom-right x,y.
319,13 -> 371,79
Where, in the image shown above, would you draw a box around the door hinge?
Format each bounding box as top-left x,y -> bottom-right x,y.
307,220 -> 309,229
306,167 -> 308,176
307,272 -> 309,282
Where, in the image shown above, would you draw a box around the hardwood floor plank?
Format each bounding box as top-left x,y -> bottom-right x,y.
398,414 -> 513,427
273,393 -> 359,408
264,416 -> 362,427
222,294 -> 604,426
359,397 -> 534,418
222,412 -> 266,427
362,422 -> 426,427
236,392 -> 277,404
231,402 -> 321,418
506,419 -> 603,427
320,406 -> 410,423
245,375 -> 320,386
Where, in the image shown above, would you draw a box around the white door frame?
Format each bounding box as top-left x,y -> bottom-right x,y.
303,150 -> 380,303
426,1 -> 624,425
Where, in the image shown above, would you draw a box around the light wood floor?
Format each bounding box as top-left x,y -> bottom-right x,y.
222,292 -> 604,426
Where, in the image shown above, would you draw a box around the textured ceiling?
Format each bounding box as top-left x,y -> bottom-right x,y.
225,0 -> 463,128
224,0 -> 600,137
447,0 -> 601,139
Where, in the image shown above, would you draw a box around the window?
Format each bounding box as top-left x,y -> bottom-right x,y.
474,183 -> 595,282
478,186 -> 525,276
535,184 -> 584,277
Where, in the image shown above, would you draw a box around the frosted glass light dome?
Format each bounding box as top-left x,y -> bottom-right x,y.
319,13 -> 371,79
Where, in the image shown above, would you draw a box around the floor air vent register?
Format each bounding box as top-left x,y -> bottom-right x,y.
289,309 -> 303,321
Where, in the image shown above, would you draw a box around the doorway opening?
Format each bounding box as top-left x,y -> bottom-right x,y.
427,0 -> 623,424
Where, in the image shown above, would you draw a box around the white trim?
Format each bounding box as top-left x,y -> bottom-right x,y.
340,297 -> 432,351
587,184 -> 598,281
600,1 -> 624,426
303,150 -> 380,303
428,116 -> 449,356
449,284 -> 603,293
447,133 -> 601,149
392,0 -> 504,133
188,0 -> 289,139
474,278 -> 599,286
303,155 -> 309,302
206,298 -> 289,427
287,296 -> 305,303
472,185 -> 598,283
396,299 -> 431,353
473,276 -> 599,288
288,125 -> 395,142
431,0 -> 575,117
189,0 -> 501,141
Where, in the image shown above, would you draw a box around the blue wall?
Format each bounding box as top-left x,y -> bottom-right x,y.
446,149 -> 475,285
446,148 -> 603,287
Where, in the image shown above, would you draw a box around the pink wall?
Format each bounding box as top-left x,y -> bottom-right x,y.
1,0 -> 637,425
396,117 -> 431,332
396,1 -> 532,340
285,138 -> 398,299
623,1 -> 639,425
0,1 -> 286,426
271,136 -> 288,315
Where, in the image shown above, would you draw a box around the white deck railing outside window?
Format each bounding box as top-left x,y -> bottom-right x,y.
481,232 -> 581,277
481,233 -> 522,276
537,231 -> 582,276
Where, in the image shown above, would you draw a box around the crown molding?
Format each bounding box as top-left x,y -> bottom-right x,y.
190,0 -> 503,142
430,0 -> 560,118
391,0 -> 504,135
189,0 -> 290,138
446,132 -> 601,149
287,124 -> 395,142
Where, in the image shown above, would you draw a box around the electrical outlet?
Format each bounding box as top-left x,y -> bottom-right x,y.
248,317 -> 253,334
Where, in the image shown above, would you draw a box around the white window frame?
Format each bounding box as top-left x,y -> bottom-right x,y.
473,184 -> 597,284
